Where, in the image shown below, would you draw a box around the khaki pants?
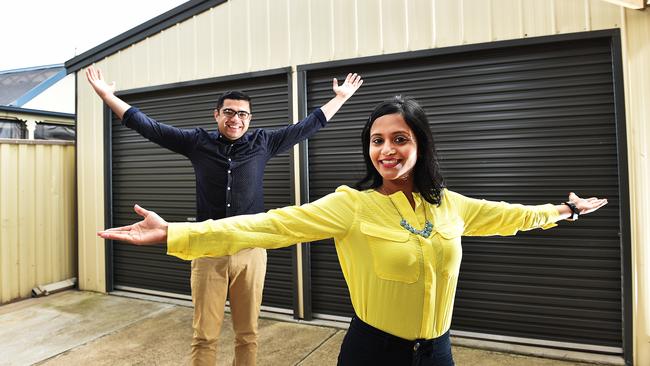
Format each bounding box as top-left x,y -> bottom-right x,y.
190,248 -> 267,366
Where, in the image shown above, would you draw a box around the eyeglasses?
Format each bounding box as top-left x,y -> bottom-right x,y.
221,108 -> 251,120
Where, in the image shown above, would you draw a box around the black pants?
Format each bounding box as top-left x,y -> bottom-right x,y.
337,316 -> 455,366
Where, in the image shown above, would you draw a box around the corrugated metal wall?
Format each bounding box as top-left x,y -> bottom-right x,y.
75,0 -> 650,364
77,76 -> 107,292
622,8 -> 650,365
82,0 -> 625,92
79,0 -> 629,291
0,140 -> 76,304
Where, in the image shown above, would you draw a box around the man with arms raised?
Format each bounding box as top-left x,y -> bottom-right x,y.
86,66 -> 363,365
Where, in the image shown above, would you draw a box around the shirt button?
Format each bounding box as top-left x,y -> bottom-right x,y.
227,187 -> 231,190
227,204 -> 231,207
228,158 -> 231,162
228,170 -> 231,174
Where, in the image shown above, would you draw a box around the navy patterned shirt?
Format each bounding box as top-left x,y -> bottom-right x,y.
121,107 -> 327,221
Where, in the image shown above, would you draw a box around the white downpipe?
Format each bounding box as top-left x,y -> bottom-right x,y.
31,277 -> 77,297
24,119 -> 36,140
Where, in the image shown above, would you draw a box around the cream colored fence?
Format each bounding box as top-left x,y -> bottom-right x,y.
0,139 -> 76,304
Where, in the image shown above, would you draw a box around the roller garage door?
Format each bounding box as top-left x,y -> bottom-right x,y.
302,34 -> 626,353
108,71 -> 295,312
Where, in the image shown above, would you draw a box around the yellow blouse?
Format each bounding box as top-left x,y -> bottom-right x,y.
167,186 -> 561,340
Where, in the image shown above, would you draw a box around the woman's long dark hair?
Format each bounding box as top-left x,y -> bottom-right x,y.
356,96 -> 445,205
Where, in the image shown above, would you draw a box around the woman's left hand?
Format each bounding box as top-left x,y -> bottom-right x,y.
569,192 -> 608,215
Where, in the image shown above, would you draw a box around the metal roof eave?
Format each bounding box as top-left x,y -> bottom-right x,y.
0,105 -> 75,120
64,0 -> 227,74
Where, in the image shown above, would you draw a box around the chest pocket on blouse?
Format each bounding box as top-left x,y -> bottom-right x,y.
360,222 -> 421,284
432,218 -> 464,276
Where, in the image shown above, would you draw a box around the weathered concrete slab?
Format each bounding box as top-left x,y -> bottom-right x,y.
453,346 -> 604,366
0,290 -> 608,366
38,306 -> 193,365
32,294 -> 336,366
244,319 -> 337,366
297,330 -> 345,365
0,291 -> 172,366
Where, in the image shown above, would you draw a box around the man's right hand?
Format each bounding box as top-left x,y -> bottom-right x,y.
84,66 -> 130,119
85,66 -> 116,99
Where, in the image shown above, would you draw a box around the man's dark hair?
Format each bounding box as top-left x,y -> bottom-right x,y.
216,91 -> 252,111
356,96 -> 445,205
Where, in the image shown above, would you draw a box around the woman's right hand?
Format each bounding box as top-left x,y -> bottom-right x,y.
97,204 -> 168,245
569,192 -> 608,215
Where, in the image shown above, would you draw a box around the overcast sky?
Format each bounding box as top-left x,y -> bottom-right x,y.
1,0 -> 189,71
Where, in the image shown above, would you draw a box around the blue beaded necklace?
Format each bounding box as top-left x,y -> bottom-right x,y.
379,189 -> 433,238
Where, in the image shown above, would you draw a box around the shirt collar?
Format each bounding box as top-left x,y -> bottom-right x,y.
215,130 -> 249,145
413,193 -> 423,208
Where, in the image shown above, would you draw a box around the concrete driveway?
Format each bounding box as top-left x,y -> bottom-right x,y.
0,290 -> 607,365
